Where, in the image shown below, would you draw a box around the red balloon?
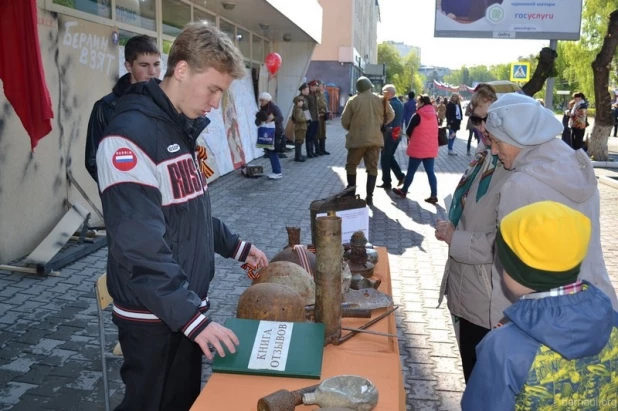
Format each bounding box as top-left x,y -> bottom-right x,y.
265,52 -> 282,75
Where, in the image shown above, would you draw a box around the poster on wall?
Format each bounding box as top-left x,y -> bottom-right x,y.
228,70 -> 260,164
434,0 -> 583,40
200,69 -> 259,175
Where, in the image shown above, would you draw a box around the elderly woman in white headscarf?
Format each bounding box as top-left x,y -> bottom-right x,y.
484,93 -> 618,318
255,92 -> 285,179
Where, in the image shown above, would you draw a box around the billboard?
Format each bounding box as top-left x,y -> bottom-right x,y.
434,0 -> 583,40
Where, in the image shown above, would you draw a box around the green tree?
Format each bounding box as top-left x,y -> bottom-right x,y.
393,51 -> 423,95
590,10 -> 618,160
468,66 -> 493,84
377,43 -> 404,85
561,0 -> 618,102
489,63 -> 510,81
443,69 -> 463,86
377,44 -> 423,95
461,67 -> 471,86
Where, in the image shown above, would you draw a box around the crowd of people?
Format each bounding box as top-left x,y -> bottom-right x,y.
435,84 -> 618,409
82,24 -> 618,411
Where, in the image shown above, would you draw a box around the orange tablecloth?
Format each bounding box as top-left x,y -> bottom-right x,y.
191,247 -> 406,411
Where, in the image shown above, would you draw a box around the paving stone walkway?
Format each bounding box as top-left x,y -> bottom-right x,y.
1,120 -> 617,410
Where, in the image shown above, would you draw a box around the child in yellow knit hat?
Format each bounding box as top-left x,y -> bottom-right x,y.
462,201 -> 618,411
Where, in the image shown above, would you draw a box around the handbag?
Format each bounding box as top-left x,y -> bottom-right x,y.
438,127 -> 448,147
256,122 -> 276,150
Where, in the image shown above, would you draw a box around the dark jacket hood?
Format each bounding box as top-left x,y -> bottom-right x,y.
505,283 -> 614,360
112,73 -> 133,97
114,79 -> 210,143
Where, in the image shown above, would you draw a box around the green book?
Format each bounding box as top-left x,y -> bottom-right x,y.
212,318 -> 325,379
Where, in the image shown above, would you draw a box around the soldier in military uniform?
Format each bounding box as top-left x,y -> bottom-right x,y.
305,80 -> 320,158
315,80 -> 331,155
341,76 -> 394,205
292,84 -> 309,162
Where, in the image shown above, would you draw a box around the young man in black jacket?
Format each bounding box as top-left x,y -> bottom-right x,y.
96,24 -> 268,411
84,35 -> 160,182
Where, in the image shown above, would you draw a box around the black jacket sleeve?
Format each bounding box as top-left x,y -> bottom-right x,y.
212,216 -> 251,261
406,114 -> 421,137
271,103 -> 284,135
97,136 -> 211,340
85,100 -> 107,183
446,102 -> 455,125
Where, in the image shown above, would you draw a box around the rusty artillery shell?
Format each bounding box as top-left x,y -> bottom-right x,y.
314,214 -> 342,345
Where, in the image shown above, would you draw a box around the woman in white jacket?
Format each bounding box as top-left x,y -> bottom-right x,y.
436,82 -> 518,382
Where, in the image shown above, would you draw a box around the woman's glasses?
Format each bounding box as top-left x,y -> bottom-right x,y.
469,115 -> 488,126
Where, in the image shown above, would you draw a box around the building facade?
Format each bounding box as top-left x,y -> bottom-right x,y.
0,0 -> 322,264
306,0 -> 380,114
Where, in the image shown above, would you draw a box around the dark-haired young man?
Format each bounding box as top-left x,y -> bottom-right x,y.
85,35 -> 161,182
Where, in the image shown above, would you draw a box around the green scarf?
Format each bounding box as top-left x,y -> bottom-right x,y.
448,149 -> 499,227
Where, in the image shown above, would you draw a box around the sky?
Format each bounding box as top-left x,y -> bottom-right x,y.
377,0 -> 550,69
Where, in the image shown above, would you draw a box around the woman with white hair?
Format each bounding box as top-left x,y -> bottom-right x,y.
256,92 -> 284,179
485,93 -> 618,316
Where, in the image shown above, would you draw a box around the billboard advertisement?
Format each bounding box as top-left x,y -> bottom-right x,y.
434,0 -> 583,40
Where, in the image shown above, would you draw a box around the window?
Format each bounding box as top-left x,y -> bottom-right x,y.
162,0 -> 191,37
193,8 -> 216,26
163,39 -> 174,54
219,20 -> 236,44
252,34 -> 264,62
237,28 -> 250,59
116,0 -> 156,31
53,0 -> 111,19
118,29 -> 140,47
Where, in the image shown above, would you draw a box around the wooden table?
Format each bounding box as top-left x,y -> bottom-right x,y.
191,247 -> 406,410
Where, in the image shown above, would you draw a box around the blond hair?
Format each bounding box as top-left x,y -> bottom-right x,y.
165,23 -> 245,79
469,84 -> 498,112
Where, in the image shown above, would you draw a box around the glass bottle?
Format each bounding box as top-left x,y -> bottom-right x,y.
302,375 -> 378,411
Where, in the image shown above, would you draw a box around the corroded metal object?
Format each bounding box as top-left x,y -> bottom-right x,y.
341,261 -> 352,293
236,283 -> 305,322
252,261 -> 315,305
365,248 -> 379,265
270,227 -> 317,275
344,231 -> 375,279
257,384 -> 320,411
315,212 -> 342,346
344,288 -> 394,311
349,275 -> 381,291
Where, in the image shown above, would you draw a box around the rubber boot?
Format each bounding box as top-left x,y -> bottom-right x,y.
319,139 -> 330,155
346,174 -> 357,196
306,139 -> 315,158
294,142 -> 306,162
366,174 -> 377,206
312,138 -> 322,156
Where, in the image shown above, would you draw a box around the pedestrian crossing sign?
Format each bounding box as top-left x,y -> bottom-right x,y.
510,63 -> 530,82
